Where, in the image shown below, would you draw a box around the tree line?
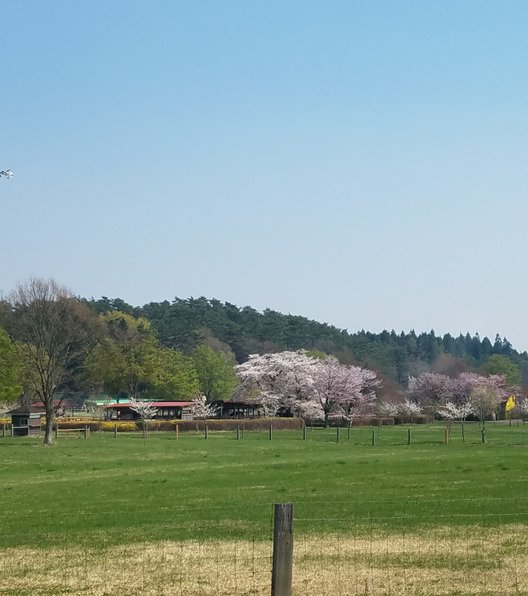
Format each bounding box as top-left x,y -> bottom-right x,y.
87,295 -> 528,387
1,280 -> 526,445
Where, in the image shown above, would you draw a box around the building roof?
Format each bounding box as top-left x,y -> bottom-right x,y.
31,399 -> 77,409
104,401 -> 195,409
7,406 -> 45,415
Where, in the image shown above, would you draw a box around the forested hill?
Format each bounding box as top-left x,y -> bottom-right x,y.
87,296 -> 528,386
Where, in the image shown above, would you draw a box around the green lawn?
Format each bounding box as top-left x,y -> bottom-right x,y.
1,422 -> 528,548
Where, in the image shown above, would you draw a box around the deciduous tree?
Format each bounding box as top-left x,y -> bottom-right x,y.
6,279 -> 100,445
192,344 -> 238,402
0,327 -> 22,405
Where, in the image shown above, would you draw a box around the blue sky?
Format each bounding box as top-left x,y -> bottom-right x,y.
2,1 -> 528,349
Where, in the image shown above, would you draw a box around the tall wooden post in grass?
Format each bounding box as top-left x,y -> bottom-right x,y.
175,425 -> 179,439
236,425 -> 240,440
272,503 -> 294,596
407,428 -> 412,445
302,425 -> 306,441
114,423 -> 118,439
269,424 -> 273,440
2,423 -> 5,438
371,429 -> 376,446
444,428 -> 449,445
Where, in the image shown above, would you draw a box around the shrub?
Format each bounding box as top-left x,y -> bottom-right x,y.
100,421 -> 137,433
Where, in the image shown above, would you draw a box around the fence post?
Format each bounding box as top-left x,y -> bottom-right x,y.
407,428 -> 412,445
271,503 -> 294,596
175,425 -> 179,440
336,426 -> 340,443
371,429 -> 376,446
269,424 -> 273,440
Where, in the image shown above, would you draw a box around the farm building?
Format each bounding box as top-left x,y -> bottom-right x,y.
104,402 -> 194,421
7,406 -> 44,436
212,400 -> 264,419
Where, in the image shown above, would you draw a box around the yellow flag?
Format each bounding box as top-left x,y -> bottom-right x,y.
505,395 -> 516,413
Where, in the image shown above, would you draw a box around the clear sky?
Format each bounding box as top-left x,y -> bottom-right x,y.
2,1 -> 528,349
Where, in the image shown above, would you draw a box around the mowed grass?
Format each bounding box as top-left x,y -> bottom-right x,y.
1,422 -> 528,548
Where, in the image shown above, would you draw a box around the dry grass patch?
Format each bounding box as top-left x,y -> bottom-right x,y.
1,526 -> 528,595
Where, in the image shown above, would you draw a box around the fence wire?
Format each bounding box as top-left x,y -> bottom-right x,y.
1,501 -> 527,595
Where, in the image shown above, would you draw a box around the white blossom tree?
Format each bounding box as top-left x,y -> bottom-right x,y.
129,398 -> 157,438
437,400 -> 474,439
517,398 -> 528,424
399,398 -> 423,424
235,351 -> 318,417
129,398 -> 157,420
469,385 -> 502,428
312,356 -> 380,426
191,395 -> 220,420
378,401 -> 401,417
236,351 -> 379,424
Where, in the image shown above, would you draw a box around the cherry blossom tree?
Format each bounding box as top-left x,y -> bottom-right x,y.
437,401 -> 474,439
235,351 -> 319,416
407,373 -> 452,409
129,398 -> 157,438
191,395 -> 220,419
378,401 -> 401,417
517,398 -> 528,424
312,357 -> 379,426
469,385 -> 502,428
236,351 -> 379,423
399,398 -> 423,424
129,398 -> 157,420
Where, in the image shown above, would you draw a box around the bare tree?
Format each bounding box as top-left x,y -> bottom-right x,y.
6,279 -> 100,445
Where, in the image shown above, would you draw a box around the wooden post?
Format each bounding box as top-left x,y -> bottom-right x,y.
371,429 -> 376,446
114,423 -> 118,438
84,425 -> 88,439
444,428 -> 449,445
2,423 -> 5,438
302,425 -> 306,441
269,424 -> 273,440
271,503 -> 294,596
204,424 -> 209,439
407,428 -> 411,445
175,425 -> 179,439
236,425 -> 240,440
11,423 -> 14,437
336,426 -> 340,443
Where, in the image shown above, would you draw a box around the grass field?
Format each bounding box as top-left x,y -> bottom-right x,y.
1,422 -> 528,594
